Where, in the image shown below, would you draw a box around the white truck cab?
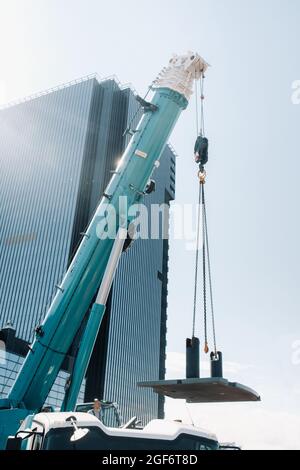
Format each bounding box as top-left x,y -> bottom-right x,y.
6,412 -> 219,450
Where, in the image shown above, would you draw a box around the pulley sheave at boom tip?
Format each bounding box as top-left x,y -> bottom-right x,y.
152,52 -> 209,100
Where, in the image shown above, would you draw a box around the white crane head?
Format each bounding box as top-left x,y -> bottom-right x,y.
152,51 -> 209,101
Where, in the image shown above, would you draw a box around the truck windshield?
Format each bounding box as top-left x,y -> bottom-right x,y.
75,404 -> 121,427
43,427 -> 219,450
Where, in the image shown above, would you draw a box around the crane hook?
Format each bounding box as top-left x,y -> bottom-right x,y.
198,168 -> 206,184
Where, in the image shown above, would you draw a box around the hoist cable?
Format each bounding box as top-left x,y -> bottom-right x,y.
192,70 -> 218,353
200,72 -> 205,137
202,183 -> 208,351
195,72 -> 200,136
203,191 -> 217,355
192,182 -> 202,338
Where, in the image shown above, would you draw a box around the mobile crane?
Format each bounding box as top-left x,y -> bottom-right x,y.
0,52 -> 259,450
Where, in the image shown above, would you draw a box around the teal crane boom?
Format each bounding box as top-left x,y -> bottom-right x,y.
0,53 -> 208,448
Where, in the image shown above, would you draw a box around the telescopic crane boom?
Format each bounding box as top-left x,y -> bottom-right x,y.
0,52 -> 208,449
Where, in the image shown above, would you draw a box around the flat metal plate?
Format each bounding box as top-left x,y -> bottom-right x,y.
138,377 -> 260,403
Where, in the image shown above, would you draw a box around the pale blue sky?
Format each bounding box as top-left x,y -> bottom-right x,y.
1,0 -> 299,448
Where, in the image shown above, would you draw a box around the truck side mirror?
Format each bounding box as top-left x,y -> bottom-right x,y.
5,436 -> 22,450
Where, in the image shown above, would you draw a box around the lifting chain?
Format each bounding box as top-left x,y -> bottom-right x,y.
192,72 -> 218,356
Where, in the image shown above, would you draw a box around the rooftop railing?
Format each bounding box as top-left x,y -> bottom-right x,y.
0,73 -> 137,110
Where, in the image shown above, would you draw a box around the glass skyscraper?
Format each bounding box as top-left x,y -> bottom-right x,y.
0,75 -> 175,424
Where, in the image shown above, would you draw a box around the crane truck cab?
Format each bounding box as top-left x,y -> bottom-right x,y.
5,412 -> 219,450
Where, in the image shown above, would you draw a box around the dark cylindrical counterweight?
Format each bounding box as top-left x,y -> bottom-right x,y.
186,337 -> 200,378
210,351 -> 223,378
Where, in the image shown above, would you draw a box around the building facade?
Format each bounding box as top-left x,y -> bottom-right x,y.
0,76 -> 175,423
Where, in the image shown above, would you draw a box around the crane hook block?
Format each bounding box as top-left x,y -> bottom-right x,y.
194,136 -> 208,167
